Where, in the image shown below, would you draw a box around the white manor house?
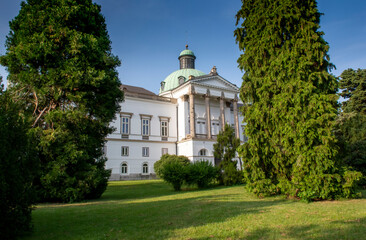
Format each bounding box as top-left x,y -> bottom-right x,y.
105,46 -> 246,180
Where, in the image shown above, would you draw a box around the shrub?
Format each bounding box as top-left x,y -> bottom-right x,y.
186,160 -> 219,188
342,168 -> 363,198
154,154 -> 190,179
219,160 -> 243,186
155,154 -> 190,191
160,160 -> 187,191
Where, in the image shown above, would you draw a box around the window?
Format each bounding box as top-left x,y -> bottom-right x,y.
121,162 -> 128,174
142,163 -> 149,174
199,149 -> 207,156
142,119 -> 149,135
140,114 -> 152,137
197,120 -> 206,134
212,121 -> 220,135
162,148 -> 168,155
121,146 -> 129,156
159,117 -> 170,140
178,76 -> 185,85
121,117 -> 130,134
161,121 -> 168,137
142,147 -> 149,157
120,113 -> 132,135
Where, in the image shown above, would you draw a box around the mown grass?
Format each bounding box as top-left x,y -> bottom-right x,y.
22,180 -> 366,240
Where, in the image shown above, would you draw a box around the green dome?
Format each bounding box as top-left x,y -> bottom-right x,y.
179,49 -> 195,57
160,68 -> 205,93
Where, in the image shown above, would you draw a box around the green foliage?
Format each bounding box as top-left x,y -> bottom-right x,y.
234,0 -> 358,200
219,160 -> 243,186
336,69 -> 366,186
341,168 -> 363,198
155,155 -> 219,190
154,154 -> 190,179
213,123 -> 242,186
336,113 -> 366,179
34,110 -> 111,202
160,159 -> 188,191
213,124 -> 240,164
0,0 -> 123,202
185,160 -> 219,189
0,79 -> 38,239
339,68 -> 366,114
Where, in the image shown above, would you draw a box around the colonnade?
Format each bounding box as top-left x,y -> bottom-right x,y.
188,86 -> 240,139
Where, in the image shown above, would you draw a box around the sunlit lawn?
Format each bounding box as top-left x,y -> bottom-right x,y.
21,180 -> 366,240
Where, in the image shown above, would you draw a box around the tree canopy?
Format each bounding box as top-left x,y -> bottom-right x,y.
336,68 -> 366,185
0,77 -> 37,239
0,0 -> 124,202
339,68 -> 366,114
234,0 -> 360,200
213,123 -> 242,185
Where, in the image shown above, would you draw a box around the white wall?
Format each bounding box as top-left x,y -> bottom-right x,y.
105,140 -> 176,175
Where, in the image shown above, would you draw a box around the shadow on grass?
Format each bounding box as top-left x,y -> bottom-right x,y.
241,217 -> 366,240
100,180 -> 183,201
100,180 -> 231,202
23,182 -> 290,240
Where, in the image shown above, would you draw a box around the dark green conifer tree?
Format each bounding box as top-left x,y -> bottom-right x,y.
234,0 -> 360,200
213,124 -> 242,185
339,68 -> 366,114
336,69 -> 366,185
0,0 -> 123,202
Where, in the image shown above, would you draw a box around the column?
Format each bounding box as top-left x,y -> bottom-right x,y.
189,86 -> 196,138
220,92 -> 225,129
233,95 -> 240,139
205,90 -> 212,139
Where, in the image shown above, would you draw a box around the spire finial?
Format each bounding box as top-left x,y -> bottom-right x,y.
185,44 -> 188,49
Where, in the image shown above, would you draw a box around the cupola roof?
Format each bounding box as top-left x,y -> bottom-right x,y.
159,46 -> 205,93
159,68 -> 205,93
179,44 -> 195,58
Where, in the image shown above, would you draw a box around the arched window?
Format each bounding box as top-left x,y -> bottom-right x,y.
199,149 -> 207,156
178,76 -> 186,85
121,162 -> 128,174
142,163 -> 149,174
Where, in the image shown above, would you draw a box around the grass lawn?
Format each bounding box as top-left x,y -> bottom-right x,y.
21,180 -> 366,240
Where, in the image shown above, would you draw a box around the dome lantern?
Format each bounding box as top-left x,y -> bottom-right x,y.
178,45 -> 196,69
159,46 -> 205,94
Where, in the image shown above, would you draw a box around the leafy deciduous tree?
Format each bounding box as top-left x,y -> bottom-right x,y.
0,0 -> 124,202
234,0 -> 361,200
0,78 -> 37,239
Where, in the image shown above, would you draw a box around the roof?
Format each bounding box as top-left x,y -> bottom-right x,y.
121,84 -> 156,96
159,68 -> 206,93
179,49 -> 195,57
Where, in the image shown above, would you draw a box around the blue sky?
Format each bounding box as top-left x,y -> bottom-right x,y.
0,0 -> 365,94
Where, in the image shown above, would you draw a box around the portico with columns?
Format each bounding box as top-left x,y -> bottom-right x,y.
159,46 -> 245,164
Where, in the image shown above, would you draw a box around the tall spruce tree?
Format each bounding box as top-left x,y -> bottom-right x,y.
234,0 -> 360,200
0,0 -> 123,202
213,124 -> 242,185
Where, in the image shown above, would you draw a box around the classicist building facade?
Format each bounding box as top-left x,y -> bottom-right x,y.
105,46 -> 246,180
